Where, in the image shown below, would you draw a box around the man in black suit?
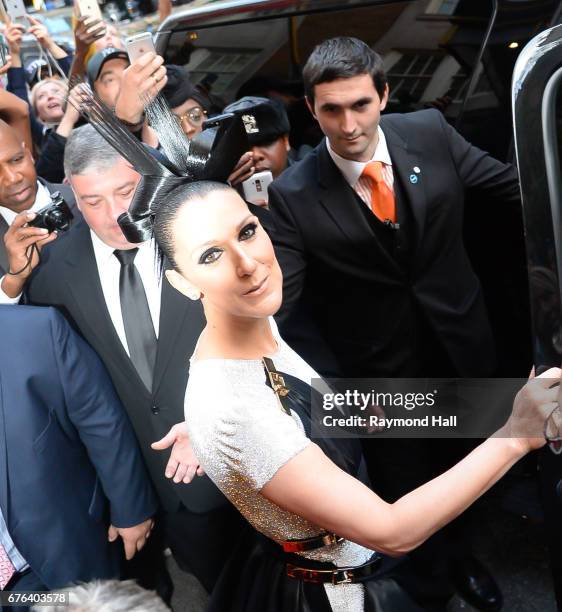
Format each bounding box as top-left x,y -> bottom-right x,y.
0,119 -> 75,286
1,124 -> 243,595
268,37 -> 520,612
0,305 -> 156,612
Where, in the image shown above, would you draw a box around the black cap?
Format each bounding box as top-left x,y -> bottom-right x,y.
87,47 -> 129,86
161,65 -> 210,111
223,96 -> 290,146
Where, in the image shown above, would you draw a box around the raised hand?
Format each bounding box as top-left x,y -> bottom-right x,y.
228,151 -> 255,186
74,15 -> 106,54
4,20 -> 25,59
114,52 -> 167,126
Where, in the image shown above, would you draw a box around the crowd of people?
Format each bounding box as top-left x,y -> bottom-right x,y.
0,11 -> 559,612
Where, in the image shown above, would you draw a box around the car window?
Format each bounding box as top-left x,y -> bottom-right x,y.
161,0 -> 559,156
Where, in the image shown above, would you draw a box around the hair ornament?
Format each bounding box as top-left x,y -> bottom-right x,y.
70,80 -> 248,243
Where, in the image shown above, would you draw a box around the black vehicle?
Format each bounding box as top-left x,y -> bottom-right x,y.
512,21 -> 562,610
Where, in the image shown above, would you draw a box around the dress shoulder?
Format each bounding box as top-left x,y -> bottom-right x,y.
186,360 -> 310,491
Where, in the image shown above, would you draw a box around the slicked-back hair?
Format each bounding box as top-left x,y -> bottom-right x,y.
64,123 -> 124,179
303,37 -> 387,102
153,180 -> 233,271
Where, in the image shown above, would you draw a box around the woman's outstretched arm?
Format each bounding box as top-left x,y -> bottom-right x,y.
261,368 -> 560,556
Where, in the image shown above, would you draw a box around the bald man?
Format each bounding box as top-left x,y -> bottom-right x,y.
0,119 -> 76,297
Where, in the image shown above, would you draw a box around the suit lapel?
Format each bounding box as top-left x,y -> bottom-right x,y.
316,143 -> 402,274
63,222 -> 142,386
382,118 -> 427,253
152,268 -> 205,396
0,217 -> 8,275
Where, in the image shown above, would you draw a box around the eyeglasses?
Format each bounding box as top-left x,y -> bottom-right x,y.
173,106 -> 207,129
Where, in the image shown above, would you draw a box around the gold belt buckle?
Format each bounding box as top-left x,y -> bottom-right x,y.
333,569 -> 354,585
283,532 -> 343,553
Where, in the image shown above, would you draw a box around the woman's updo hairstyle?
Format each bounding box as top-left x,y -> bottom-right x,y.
153,180 -> 233,271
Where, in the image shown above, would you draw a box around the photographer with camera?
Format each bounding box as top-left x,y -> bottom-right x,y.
0,119 -> 75,301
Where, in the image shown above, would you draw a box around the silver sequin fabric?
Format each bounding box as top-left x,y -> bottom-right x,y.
184,322 -> 374,611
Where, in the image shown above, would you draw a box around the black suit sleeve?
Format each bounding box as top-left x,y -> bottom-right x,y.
36,133 -> 67,184
48,308 -> 158,527
436,110 -> 520,204
267,181 -> 308,322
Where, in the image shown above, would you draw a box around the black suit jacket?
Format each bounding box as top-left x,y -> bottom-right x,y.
0,179 -> 76,275
26,220 -> 226,514
269,109 -> 521,378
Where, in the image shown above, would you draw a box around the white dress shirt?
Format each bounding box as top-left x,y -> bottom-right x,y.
90,230 -> 162,355
326,126 -> 394,208
0,182 -> 54,305
0,506 -> 28,573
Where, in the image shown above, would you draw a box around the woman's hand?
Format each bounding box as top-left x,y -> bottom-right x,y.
4,20 -> 25,59
151,422 -> 205,483
26,15 -> 54,48
26,15 -> 67,59
501,366 -> 561,453
73,15 -> 106,58
56,84 -> 86,138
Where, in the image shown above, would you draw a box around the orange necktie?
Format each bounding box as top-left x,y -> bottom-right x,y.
361,161 -> 396,223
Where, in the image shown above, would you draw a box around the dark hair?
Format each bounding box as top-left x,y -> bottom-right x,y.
303,37 -> 387,102
153,180 -> 232,271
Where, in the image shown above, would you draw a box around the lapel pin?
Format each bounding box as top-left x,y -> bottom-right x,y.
409,174 -> 419,184
413,166 -> 421,173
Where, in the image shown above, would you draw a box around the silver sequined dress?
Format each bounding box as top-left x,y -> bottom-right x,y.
184,323 -> 374,611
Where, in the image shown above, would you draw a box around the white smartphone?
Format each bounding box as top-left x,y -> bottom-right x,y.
75,0 -> 103,21
125,32 -> 156,62
242,170 -> 273,207
1,0 -> 27,26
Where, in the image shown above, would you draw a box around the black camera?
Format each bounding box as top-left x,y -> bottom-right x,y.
28,191 -> 74,233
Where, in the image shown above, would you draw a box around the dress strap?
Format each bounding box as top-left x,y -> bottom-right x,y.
262,357 -> 291,415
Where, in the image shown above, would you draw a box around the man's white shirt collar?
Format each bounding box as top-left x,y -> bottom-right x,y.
326,126 -> 392,188
89,229 -> 158,268
0,181 -> 52,226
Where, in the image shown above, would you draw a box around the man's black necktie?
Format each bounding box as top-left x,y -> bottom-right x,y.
114,248 -> 157,392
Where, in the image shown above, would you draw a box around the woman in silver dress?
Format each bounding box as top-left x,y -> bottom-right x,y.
152,180 -> 559,612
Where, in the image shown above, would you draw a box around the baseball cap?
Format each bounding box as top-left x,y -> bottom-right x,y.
223,96 -> 290,145
87,47 -> 129,86
25,58 -> 50,85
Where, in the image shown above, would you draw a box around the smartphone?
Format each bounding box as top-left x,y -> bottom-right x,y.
1,0 -> 27,26
125,32 -> 156,62
242,170 -> 273,207
75,0 -> 103,20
